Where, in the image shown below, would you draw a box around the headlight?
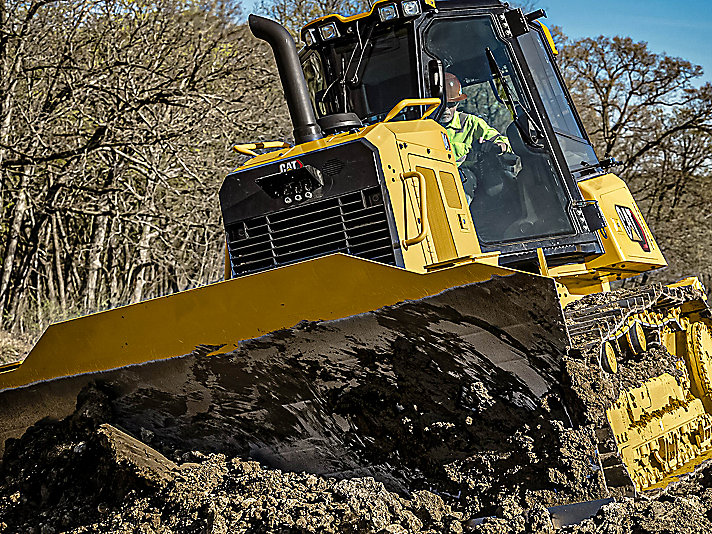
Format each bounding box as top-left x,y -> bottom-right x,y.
401,0 -> 421,17
378,4 -> 398,21
319,22 -> 339,41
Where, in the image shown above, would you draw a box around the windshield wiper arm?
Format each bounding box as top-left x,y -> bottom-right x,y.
485,47 -> 544,148
346,21 -> 376,88
486,48 -> 517,115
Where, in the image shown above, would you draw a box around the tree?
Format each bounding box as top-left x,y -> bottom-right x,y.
556,33 -> 712,287
0,0 -> 291,342
256,0 -> 369,37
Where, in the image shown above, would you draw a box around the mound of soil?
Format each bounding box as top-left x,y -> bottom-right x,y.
2,385 -> 712,533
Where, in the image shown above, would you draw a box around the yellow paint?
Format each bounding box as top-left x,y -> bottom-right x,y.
535,21 -> 558,55
536,248 -> 549,277
607,371 -> 712,491
383,98 -> 441,123
579,173 -> 667,273
553,173 -> 667,300
0,254 -> 522,392
233,141 -> 291,157
400,170 -> 429,248
604,284 -> 712,491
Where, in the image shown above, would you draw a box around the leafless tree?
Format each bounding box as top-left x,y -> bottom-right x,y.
0,0 -> 291,349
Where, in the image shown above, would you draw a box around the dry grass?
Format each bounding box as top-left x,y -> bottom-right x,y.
0,329 -> 33,366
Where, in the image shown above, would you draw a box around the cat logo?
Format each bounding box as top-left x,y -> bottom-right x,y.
279,160 -> 304,173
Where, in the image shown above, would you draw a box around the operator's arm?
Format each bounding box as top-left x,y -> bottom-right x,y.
469,115 -> 511,152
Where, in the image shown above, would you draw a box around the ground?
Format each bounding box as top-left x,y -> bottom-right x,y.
1,283 -> 711,532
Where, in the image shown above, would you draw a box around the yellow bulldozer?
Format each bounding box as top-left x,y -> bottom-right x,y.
1,0 -> 712,513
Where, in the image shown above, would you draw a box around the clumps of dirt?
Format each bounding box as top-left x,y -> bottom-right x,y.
4,384 -> 712,533
468,459 -> 712,533
70,453 -> 468,534
0,388 -> 467,533
0,387 -> 165,532
442,420 -> 606,517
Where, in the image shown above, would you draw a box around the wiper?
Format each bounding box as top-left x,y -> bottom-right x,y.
486,48 -> 517,116
485,48 -> 544,148
319,20 -> 375,110
346,21 -> 376,88
574,157 -> 621,176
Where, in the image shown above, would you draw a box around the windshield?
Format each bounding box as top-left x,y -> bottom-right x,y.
304,25 -> 420,124
517,30 -> 599,172
425,16 -> 575,245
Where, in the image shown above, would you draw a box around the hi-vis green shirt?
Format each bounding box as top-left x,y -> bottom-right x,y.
444,111 -> 511,166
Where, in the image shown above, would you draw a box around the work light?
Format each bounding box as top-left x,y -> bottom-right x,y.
319,22 -> 339,41
401,0 -> 421,17
378,4 -> 398,21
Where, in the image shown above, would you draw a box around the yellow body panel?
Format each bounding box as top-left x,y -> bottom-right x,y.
232,116 -> 481,276
0,254 -> 520,392
552,173 -> 668,304
579,173 -> 666,275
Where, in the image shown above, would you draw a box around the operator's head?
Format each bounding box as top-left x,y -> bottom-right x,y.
440,72 -> 467,124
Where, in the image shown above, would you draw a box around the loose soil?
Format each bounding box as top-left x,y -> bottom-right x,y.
1,283 -> 711,533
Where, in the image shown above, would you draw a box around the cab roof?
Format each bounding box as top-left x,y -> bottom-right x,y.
302,0 -> 504,32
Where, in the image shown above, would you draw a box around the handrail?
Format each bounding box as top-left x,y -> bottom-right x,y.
233,141 -> 292,157
383,98 -> 442,123
401,170 -> 428,249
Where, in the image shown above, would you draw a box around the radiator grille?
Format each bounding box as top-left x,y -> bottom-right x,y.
227,187 -> 396,276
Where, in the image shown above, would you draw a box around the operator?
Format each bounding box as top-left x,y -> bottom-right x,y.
439,72 -> 510,166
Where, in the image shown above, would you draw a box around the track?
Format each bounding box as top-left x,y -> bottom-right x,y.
563,280 -> 712,493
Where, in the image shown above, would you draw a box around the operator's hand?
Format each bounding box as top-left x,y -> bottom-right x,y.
478,136 -> 508,155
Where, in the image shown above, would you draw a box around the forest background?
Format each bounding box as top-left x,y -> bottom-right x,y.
0,0 -> 710,359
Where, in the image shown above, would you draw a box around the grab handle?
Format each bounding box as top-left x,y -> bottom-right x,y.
401,170 -> 428,249
383,98 -> 441,123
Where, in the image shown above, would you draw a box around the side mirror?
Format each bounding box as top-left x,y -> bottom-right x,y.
428,59 -> 444,99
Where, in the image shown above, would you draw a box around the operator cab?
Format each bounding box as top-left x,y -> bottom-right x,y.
300,0 -> 607,269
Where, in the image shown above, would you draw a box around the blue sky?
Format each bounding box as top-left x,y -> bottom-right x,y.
540,0 -> 712,81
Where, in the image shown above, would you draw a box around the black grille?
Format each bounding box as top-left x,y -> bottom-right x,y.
322,158 -> 345,176
227,186 -> 396,276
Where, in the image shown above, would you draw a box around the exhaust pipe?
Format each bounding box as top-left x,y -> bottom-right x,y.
248,15 -> 323,145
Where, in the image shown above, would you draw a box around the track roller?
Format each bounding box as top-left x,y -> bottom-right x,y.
624,320 -> 647,356
600,340 -> 619,374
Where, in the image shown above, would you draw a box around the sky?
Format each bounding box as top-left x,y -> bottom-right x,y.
540,0 -> 712,81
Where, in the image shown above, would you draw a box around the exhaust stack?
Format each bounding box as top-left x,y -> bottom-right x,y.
248,15 -> 323,145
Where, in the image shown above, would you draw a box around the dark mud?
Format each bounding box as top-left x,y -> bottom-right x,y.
1,389 -> 711,533
1,282 -> 710,532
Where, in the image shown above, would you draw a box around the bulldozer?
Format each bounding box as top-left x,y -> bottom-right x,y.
2,0 -> 712,515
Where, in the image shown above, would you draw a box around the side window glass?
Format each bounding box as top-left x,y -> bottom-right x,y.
518,31 -> 599,170
303,52 -> 328,117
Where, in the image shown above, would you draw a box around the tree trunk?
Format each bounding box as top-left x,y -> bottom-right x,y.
52,213 -> 67,311
0,169 -> 30,324
84,213 -> 109,312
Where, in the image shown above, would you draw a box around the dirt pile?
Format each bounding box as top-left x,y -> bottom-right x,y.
2,282 -> 711,532
2,384 -> 712,533
0,387 -> 466,533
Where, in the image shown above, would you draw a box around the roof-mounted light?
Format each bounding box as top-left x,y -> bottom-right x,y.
319,22 -> 339,41
401,0 -> 421,17
378,3 -> 398,22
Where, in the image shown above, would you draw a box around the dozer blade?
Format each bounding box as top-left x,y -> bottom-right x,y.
0,254 -> 570,490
